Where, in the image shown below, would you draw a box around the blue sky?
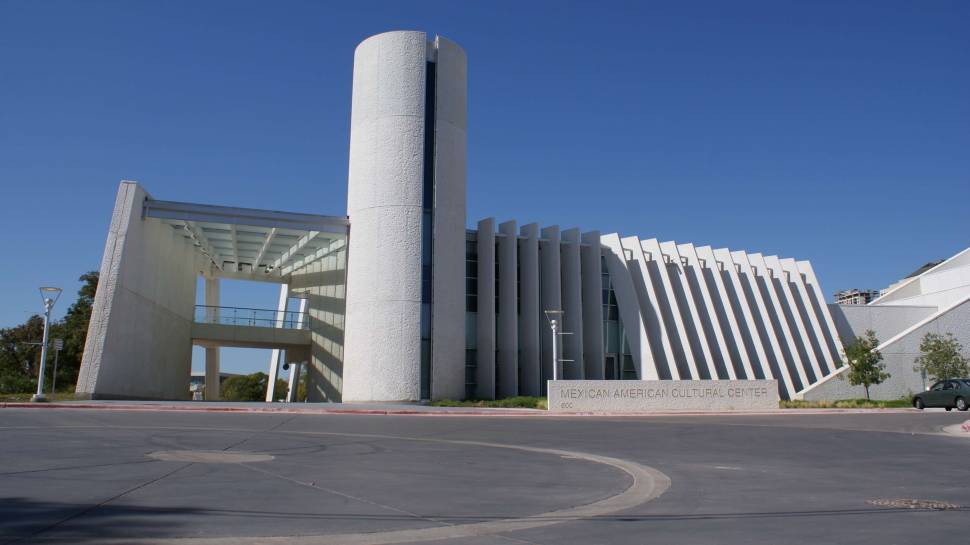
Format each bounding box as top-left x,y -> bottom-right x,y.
1,1 -> 968,374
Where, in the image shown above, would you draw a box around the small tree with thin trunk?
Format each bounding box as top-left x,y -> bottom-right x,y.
842,330 -> 890,400
914,333 -> 969,381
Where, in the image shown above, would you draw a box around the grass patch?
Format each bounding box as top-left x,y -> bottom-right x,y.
0,392 -> 80,403
432,396 -> 547,410
780,398 -> 912,409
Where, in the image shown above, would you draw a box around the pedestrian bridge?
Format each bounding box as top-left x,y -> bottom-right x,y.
191,305 -> 311,350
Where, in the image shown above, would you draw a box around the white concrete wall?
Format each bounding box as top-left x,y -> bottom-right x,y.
343,31 -> 431,402
462,220 -> 852,401
290,238 -> 347,402
430,36 -> 468,401
875,248 -> 970,307
77,181 -> 200,400
801,296 -> 970,401
830,303 -> 938,345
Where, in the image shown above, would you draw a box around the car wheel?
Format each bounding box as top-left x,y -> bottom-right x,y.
957,397 -> 968,412
914,398 -> 925,410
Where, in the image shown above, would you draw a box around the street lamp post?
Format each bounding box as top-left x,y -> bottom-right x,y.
544,310 -> 565,382
32,287 -> 62,402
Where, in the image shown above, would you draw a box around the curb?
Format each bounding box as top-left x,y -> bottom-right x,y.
0,402 -> 922,417
942,420 -> 970,438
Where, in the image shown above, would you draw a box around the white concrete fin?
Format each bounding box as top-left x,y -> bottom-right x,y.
795,260 -> 845,370
765,255 -> 824,384
737,252 -> 799,398
697,246 -> 756,380
678,243 -> 736,379
780,258 -> 837,377
661,241 -> 718,380
601,234 -> 657,380
639,238 -> 700,380
715,249 -> 777,385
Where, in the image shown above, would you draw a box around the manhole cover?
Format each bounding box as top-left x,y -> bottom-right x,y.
868,499 -> 961,510
148,450 -> 274,464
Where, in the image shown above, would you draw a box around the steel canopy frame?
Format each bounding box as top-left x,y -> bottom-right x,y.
143,198 -> 350,234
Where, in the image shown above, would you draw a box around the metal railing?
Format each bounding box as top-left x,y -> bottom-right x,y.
194,305 -> 308,330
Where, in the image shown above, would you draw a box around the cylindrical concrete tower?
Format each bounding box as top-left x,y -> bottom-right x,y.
342,31 -> 467,402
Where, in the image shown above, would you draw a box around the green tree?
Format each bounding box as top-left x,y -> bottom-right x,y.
0,316 -> 45,393
221,372 -> 279,401
50,272 -> 99,391
0,271 -> 98,394
841,329 -> 890,400
914,333 -> 969,381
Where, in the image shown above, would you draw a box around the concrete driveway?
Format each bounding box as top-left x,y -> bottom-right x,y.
1,408 -> 968,544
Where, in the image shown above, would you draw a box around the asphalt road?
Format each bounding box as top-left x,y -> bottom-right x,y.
1,408 -> 968,544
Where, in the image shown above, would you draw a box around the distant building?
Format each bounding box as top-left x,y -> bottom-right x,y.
833,289 -> 880,305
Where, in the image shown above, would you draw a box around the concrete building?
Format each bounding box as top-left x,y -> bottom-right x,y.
879,260 -> 944,297
833,289 -> 880,305
802,248 -> 970,400
75,31 -> 969,403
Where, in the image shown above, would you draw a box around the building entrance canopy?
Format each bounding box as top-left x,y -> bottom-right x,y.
143,198 -> 349,280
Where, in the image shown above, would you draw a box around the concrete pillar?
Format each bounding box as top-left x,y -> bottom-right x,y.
286,362 -> 301,403
429,36 -> 468,401
476,218 -> 496,399
518,223 -> 541,396
580,231 -> 604,379
497,221 -> 519,398
343,31 -> 467,402
265,283 -> 289,402
539,226 -> 561,388
204,277 -> 220,401
561,229 -> 584,379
